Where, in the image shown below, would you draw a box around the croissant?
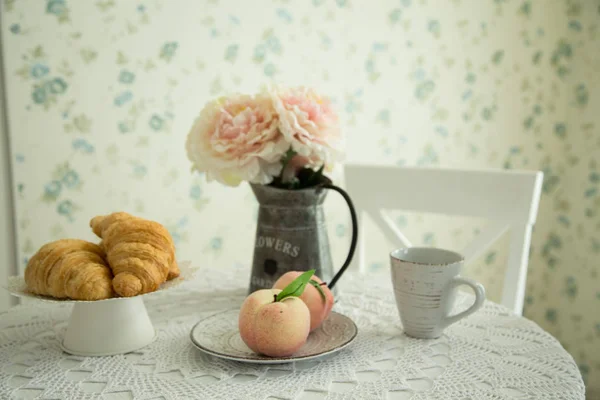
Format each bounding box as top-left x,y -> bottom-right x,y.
90,212 -> 180,297
24,239 -> 114,300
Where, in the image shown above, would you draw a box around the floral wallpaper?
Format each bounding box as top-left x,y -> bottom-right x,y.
2,0 -> 599,397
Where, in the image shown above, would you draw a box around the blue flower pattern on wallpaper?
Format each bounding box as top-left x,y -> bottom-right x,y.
2,0 -> 599,396
41,163 -> 82,222
46,0 -> 69,23
15,46 -> 70,110
160,42 -> 178,62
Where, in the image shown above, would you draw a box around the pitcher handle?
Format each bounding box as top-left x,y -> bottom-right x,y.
322,183 -> 358,289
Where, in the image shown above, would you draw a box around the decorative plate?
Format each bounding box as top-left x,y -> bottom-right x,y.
3,260 -> 197,304
190,309 -> 358,364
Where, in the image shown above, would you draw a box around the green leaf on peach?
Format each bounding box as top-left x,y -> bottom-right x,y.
309,279 -> 327,302
276,269 -> 315,302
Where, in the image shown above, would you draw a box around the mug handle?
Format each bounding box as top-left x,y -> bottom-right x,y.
321,183 -> 358,289
440,276 -> 486,329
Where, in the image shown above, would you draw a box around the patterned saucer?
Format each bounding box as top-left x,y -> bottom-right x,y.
190,309 -> 358,364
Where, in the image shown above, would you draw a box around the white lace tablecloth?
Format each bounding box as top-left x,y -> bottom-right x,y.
0,267 -> 585,399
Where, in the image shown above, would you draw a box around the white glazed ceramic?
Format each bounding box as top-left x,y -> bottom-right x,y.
4,261 -> 197,356
390,247 -> 485,339
190,309 -> 357,364
61,296 -> 155,356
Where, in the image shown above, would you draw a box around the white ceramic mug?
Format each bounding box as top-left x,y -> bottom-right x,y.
390,247 -> 486,339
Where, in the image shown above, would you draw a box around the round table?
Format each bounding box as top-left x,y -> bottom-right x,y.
0,268 -> 585,399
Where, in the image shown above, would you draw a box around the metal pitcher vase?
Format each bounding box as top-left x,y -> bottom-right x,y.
248,177 -> 358,294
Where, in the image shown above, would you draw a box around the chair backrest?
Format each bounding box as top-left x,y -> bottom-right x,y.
344,164 -> 544,315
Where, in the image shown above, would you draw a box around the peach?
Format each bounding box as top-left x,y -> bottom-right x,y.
273,272 -> 334,332
238,288 -> 310,357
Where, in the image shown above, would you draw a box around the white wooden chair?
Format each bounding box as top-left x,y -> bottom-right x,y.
344,164 -> 543,315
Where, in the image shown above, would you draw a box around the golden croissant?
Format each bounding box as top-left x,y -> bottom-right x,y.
24,239 -> 114,300
90,212 -> 180,297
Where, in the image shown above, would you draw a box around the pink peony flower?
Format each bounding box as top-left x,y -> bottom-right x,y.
268,86 -> 343,169
185,94 -> 288,186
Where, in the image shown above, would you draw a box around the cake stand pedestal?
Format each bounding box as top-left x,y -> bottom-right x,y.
61,296 -> 155,356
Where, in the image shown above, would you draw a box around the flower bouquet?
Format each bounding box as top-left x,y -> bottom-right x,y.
186,86 -> 356,293
185,86 -> 342,189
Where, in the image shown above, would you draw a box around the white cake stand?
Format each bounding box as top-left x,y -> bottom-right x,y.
4,261 -> 197,357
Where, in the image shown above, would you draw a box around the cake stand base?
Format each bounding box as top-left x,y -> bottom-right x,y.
61,296 -> 156,356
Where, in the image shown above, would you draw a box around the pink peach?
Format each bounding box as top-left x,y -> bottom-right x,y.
238,288 -> 310,357
273,272 -> 334,332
